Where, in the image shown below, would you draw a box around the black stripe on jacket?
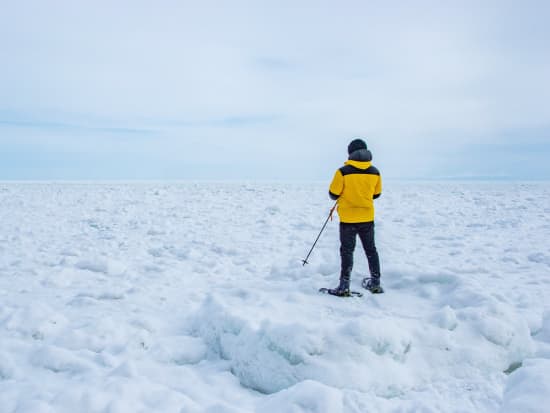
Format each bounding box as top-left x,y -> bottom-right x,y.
339,165 -> 380,176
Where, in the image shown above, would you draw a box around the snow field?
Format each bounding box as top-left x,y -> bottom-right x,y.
1,181 -> 550,412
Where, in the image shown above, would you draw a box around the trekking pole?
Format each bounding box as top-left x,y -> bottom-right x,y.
302,202 -> 337,266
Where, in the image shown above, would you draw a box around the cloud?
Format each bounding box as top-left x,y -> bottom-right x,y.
0,119 -> 156,136
1,0 -> 549,179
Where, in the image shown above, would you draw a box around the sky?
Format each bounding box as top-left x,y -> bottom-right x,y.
1,0 -> 549,181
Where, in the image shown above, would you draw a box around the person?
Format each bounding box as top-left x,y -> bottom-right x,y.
328,138 -> 383,296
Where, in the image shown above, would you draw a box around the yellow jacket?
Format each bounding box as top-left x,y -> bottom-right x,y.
329,159 -> 382,223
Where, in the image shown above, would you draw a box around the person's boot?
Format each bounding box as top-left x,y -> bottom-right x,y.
362,277 -> 384,294
329,276 -> 351,297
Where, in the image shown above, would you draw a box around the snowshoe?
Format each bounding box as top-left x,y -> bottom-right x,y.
319,287 -> 363,297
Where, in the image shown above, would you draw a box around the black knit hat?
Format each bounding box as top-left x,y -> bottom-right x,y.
347,138 -> 367,155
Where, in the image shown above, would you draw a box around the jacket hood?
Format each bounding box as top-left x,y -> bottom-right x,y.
348,148 -> 372,162
345,149 -> 372,169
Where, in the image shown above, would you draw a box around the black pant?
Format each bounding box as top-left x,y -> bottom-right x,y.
340,222 -> 381,280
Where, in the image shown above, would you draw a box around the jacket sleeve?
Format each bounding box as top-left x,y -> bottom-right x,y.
329,170 -> 344,200
373,174 -> 382,199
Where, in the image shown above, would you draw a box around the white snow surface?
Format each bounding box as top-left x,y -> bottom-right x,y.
1,181 -> 549,413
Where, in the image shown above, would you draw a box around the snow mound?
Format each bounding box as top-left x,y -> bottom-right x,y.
188,296 -> 417,396
75,258 -> 127,275
149,335 -> 207,365
257,380 -> 343,413
1,303 -> 68,340
500,358 -> 550,413
31,345 -> 96,375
